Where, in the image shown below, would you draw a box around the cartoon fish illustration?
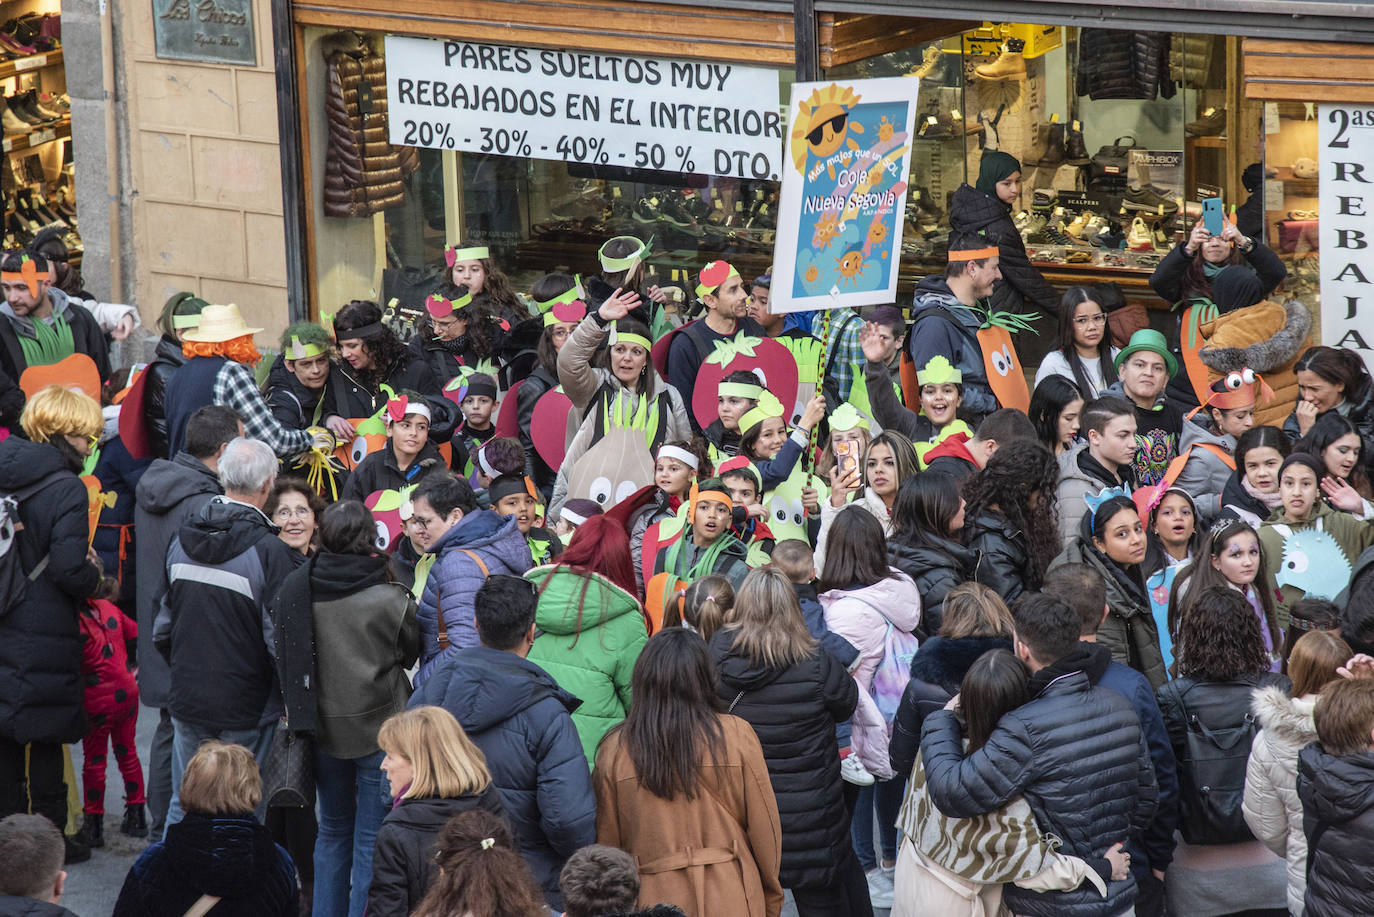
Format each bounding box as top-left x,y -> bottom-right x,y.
1271,518 -> 1352,601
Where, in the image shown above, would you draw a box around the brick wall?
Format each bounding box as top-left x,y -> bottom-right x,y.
124,0 -> 289,344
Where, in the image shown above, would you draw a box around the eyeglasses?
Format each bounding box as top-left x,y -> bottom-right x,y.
1073,313 -> 1107,327
273,506 -> 314,521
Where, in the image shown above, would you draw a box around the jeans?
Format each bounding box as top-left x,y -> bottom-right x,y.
851,774 -> 905,870
165,718 -> 276,837
146,707 -> 174,836
313,749 -> 387,917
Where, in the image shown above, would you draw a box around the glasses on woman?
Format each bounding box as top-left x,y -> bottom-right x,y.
1073,313 -> 1107,327
273,506 -> 314,522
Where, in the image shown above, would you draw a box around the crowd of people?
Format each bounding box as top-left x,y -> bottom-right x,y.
2,148 -> 1374,917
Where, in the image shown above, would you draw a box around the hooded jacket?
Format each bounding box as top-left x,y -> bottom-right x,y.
264,354 -> 326,432
949,182 -> 1061,319
143,335 -> 188,459
1297,743 -> 1374,917
525,565 -> 649,764
0,287 -> 110,383
966,509 -> 1035,605
908,276 -> 997,417
814,487 -> 891,572
133,452 -> 222,708
887,534 -> 976,635
1050,522 -> 1169,689
367,789 -> 508,917
1243,685 -> 1318,915
415,510 -> 534,685
1175,417 -> 1236,521
112,813 -> 297,917
819,573 -> 922,692
154,498 -> 298,730
710,628 -> 857,889
921,433 -> 979,484
409,645 -> 595,909
339,438 -> 446,504
889,634 -> 1012,778
1056,440 -> 1126,549
0,437 -> 100,745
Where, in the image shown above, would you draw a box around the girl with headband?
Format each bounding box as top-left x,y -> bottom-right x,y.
626,440 -> 708,595
409,283 -> 498,386
341,390 -> 446,503
443,241 -> 529,327
704,369 -> 763,462
1175,367 -> 1269,521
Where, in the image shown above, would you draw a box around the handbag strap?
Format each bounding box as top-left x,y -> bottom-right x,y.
435,549 -> 490,652
182,894 -> 221,917
727,690 -> 745,713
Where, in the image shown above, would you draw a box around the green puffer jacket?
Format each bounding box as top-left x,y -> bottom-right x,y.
525,565 -> 650,763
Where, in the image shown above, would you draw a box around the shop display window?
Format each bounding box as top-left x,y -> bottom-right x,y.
304,26 -> 788,313
827,24 -> 1267,285
1262,102 -> 1320,310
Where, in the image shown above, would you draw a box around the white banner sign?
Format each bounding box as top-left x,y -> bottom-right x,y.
1319,103 -> 1374,374
384,36 -> 783,181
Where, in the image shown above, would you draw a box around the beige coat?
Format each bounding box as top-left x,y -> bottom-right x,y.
1243,685 -> 1317,916
594,715 -> 783,917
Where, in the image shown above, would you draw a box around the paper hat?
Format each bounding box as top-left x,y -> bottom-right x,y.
386,393 -> 431,424
830,402 -> 870,432
1,253 -> 47,297
739,390 -> 785,435
609,323 -> 652,353
544,298 -> 587,327
444,245 -> 489,267
696,261 -> 740,299
1202,367 -> 1274,411
182,303 -> 263,343
947,235 -> 1000,261
560,498 -> 603,526
657,443 -> 700,470
688,477 -> 733,524
534,276 -> 585,313
1084,484 -> 1135,532
426,288 -> 473,319
917,354 -> 962,386
1132,482 -> 1195,524
718,376 -> 763,400
715,455 -> 762,493
598,236 -> 651,273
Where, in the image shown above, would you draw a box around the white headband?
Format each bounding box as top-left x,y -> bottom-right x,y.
560,507 -> 589,526
477,445 -> 498,479
657,444 -> 699,470
388,401 -> 432,423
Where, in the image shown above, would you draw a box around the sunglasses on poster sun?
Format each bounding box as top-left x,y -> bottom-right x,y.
805,114 -> 848,146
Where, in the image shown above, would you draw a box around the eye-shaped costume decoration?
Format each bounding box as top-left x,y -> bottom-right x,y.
564,394 -> 659,511
364,484 -> 416,553
331,384 -> 396,471
1270,517 -> 1351,602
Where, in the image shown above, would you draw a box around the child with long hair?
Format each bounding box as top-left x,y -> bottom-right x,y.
1171,519 -> 1284,672
671,574 -> 734,642
963,442 -> 1060,603
410,808 -> 546,917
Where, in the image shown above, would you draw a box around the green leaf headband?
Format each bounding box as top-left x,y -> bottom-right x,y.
171,314 -> 202,330
830,402 -> 870,432
917,354 -> 962,386
598,236 -> 652,273
739,390 -> 784,434
609,322 -> 652,353
695,260 -> 740,299
288,336 -> 326,360
718,381 -> 763,400
445,245 -> 490,267
534,275 -> 586,313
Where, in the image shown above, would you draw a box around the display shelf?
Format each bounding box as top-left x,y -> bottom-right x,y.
1,116 -> 68,154
0,48 -> 62,82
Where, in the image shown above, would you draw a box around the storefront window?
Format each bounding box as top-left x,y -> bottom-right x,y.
1264,102 -> 1320,310
303,27 -> 788,314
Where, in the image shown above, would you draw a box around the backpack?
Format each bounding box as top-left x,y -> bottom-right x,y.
871,618 -> 921,723
1173,683 -> 1260,845
0,469 -> 73,619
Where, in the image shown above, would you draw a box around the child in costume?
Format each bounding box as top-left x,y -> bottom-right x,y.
717,456 -> 775,565
702,370 -> 762,463
342,391 -> 446,502
489,472 -> 563,565
648,477 -> 751,591
737,390 -> 826,491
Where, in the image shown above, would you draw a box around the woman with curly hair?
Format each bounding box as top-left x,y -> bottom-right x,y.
410,808 -> 547,917
1156,586 -> 1289,915
1049,490 -> 1167,687
408,282 -> 505,387
445,241 -> 530,327
963,442 -> 1059,605
324,300 -> 454,444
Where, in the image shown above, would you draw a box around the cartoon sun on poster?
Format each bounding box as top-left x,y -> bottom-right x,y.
770,77 -> 920,314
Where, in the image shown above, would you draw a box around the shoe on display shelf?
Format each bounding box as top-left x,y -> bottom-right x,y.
1185,107 -> 1226,137
1127,217 -> 1155,251
1122,185 -> 1180,213
974,38 -> 1026,82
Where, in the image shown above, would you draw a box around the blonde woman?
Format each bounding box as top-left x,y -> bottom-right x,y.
368,707 -> 507,917
709,567 -> 863,916
113,741 -> 298,915
0,385 -> 103,862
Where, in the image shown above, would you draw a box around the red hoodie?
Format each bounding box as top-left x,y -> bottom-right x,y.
921,431 -> 978,470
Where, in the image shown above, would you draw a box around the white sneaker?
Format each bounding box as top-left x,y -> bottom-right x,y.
866,867 -> 895,908
841,754 -> 875,786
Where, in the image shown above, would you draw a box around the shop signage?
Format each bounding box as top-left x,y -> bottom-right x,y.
152,0 -> 256,67
1319,104 -> 1374,374
383,37 -> 783,181
770,78 -> 919,313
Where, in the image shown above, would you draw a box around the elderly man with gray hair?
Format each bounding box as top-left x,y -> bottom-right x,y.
153,437 -> 300,834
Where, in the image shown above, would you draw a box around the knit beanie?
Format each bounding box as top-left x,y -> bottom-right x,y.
975,150 -> 1022,196
1211,265 -> 1264,313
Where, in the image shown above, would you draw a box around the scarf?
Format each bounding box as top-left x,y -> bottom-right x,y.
1201,259 -> 1226,280
16,309 -> 75,368
1242,475 -> 1284,510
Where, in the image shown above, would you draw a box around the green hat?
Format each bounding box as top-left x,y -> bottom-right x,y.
1114,328 -> 1178,378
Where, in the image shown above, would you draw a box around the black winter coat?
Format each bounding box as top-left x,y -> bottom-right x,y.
321,357 -> 458,442
112,813 -> 297,917
949,183 -> 1060,319
367,789 -> 508,917
142,336 -> 186,460
515,364 -> 559,494
966,509 -> 1033,605
264,354 -> 326,432
887,535 -> 977,635
921,668 -> 1159,917
339,439 -> 446,503
0,366 -> 20,433
0,291 -> 110,383
0,896 -> 77,916
1298,743 -> 1374,917
709,629 -> 858,889
133,453 -> 222,708
889,635 -> 1011,778
1148,240 -> 1287,307
0,437 -> 101,744
1076,30 -> 1175,100
409,645 -> 596,909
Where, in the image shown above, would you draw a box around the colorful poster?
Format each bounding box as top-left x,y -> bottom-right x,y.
770,78 -> 919,314
1320,104 -> 1373,374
